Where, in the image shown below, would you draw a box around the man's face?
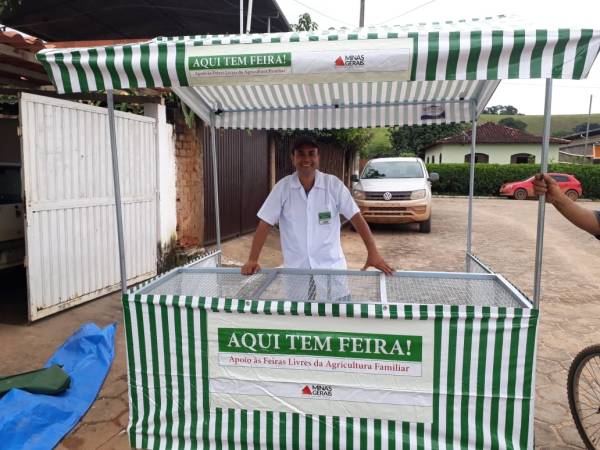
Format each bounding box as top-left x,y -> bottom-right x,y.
292,146 -> 319,177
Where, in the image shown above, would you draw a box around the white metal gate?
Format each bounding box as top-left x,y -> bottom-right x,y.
19,93 -> 157,321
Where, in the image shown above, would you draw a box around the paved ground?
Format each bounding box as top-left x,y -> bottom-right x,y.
1,197 -> 599,449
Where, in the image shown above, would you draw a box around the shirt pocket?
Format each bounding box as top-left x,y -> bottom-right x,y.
282,190 -> 305,223
315,194 -> 337,240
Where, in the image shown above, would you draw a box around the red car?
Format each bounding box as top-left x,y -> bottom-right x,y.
499,173 -> 582,201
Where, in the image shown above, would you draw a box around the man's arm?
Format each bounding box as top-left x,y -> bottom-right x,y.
533,174 -> 600,236
350,213 -> 394,275
241,220 -> 273,275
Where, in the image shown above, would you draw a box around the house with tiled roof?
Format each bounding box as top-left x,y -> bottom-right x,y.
558,127 -> 600,163
423,122 -> 569,164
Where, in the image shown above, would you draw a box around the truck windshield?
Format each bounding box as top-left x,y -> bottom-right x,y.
362,161 -> 424,179
0,166 -> 21,204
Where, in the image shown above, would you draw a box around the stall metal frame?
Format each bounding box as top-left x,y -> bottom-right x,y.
37,18 -> 600,449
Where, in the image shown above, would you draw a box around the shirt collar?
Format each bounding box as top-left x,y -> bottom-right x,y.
291,170 -> 325,190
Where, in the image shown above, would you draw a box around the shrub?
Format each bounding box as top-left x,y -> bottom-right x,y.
426,163 -> 600,199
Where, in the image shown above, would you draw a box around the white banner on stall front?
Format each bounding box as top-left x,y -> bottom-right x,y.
206,311 -> 434,422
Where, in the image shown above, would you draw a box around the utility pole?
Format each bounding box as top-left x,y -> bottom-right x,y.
359,0 -> 365,27
246,0 -> 254,33
240,0 -> 244,34
584,94 -> 593,157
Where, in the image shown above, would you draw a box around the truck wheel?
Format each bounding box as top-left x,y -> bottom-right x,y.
419,218 -> 431,233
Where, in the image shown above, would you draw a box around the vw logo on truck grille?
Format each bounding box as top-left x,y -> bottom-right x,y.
383,192 -> 392,201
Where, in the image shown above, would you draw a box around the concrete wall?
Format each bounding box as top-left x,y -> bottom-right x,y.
0,119 -> 20,164
424,143 -> 560,164
144,103 -> 177,256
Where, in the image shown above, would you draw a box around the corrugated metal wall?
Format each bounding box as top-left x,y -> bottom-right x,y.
203,129 -> 269,245
20,93 -> 157,321
275,135 -> 348,183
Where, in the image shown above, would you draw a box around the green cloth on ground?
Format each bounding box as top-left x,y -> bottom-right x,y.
0,364 -> 70,397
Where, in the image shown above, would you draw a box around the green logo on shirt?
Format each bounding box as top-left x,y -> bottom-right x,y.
318,211 -> 332,224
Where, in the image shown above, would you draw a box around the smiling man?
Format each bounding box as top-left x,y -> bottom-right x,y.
241,137 -> 393,276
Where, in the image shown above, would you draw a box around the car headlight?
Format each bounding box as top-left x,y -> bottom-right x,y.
410,189 -> 426,200
353,189 -> 366,200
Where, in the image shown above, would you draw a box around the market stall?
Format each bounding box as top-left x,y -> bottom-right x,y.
37,17 -> 600,449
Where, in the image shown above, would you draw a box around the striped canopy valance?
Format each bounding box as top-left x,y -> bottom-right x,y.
37,18 -> 600,129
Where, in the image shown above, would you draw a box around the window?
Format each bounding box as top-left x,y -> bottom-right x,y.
361,161 -> 424,179
551,174 -> 569,182
439,153 -> 443,164
464,153 -> 489,164
432,155 -> 435,164
510,153 -> 535,164
426,156 -> 429,163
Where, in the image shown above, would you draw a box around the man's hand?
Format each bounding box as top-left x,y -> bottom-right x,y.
241,260 -> 261,275
533,173 -> 563,204
362,250 -> 394,275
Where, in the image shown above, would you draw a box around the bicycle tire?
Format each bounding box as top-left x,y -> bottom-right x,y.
567,344 -> 600,450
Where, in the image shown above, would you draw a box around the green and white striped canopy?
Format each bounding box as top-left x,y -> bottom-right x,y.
37,17 -> 600,129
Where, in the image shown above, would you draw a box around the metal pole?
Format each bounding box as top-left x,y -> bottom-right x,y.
533,79 -> 553,308
584,94 -> 593,156
240,0 -> 243,35
267,16 -> 271,33
246,0 -> 254,33
107,90 -> 128,294
359,0 -> 365,27
210,113 -> 222,264
466,112 -> 477,270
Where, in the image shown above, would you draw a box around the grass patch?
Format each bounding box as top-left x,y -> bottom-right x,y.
480,114 -> 600,137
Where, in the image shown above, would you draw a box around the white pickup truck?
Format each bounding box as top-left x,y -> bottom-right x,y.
0,163 -> 24,270
351,157 -> 439,233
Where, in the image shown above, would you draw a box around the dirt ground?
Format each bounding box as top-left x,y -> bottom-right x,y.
1,197 -> 599,449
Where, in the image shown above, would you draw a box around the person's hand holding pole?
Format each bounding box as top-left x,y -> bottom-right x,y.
533,172 -> 600,236
533,173 -> 562,204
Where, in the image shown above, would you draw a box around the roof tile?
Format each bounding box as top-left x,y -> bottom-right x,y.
425,122 -> 570,150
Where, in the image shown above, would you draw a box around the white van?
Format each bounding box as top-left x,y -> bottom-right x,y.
351,157 -> 439,233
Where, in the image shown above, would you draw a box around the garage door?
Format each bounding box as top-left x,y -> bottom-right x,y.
20,93 -> 157,321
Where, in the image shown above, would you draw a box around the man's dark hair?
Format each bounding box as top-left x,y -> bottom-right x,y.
292,137 -> 319,154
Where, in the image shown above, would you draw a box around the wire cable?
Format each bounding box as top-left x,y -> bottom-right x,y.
285,0 -> 356,28
373,0 -> 438,26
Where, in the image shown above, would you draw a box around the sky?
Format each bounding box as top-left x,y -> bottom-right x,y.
276,0 -> 600,115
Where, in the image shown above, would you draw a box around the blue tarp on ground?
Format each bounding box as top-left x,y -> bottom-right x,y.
0,322 -> 117,450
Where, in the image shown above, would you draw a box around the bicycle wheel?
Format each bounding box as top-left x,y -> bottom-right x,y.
568,345 -> 600,449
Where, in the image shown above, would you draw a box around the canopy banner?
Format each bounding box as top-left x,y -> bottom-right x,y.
123,294 -> 538,449
186,39 -> 411,85
37,25 -> 600,95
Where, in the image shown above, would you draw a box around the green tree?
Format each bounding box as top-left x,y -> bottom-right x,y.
0,0 -> 21,14
277,129 -> 372,155
291,13 -> 318,31
482,105 -> 520,115
326,129 -> 372,153
389,123 -> 466,158
498,117 -> 528,131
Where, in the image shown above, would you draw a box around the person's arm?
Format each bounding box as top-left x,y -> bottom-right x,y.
241,220 -> 273,275
533,174 -> 600,236
350,213 -> 394,275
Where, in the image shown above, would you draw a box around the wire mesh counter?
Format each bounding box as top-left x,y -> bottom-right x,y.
137,267 -> 530,308
125,268 -> 537,449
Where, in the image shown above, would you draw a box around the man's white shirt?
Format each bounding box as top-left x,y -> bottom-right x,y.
257,170 -> 360,269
